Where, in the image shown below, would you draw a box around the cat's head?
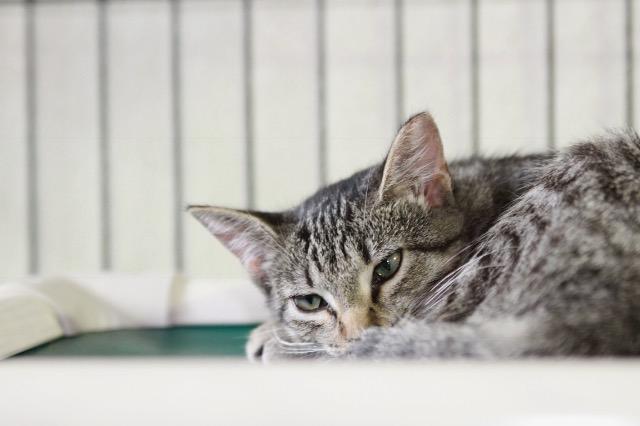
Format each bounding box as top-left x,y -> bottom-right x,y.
190,113 -> 465,359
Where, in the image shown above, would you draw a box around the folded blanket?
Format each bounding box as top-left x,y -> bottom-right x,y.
0,274 -> 268,359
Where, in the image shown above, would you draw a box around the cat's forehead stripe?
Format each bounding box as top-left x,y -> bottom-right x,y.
304,268 -> 315,288
298,196 -> 367,276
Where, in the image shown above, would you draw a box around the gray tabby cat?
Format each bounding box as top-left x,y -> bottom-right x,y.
190,112 -> 640,362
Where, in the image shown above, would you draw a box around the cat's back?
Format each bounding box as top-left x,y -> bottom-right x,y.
540,130 -> 640,263
482,132 -> 640,354
487,131 -> 640,257
478,131 -> 640,327
542,130 -> 640,210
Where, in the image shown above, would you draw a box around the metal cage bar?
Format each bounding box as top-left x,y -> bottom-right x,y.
25,0 -> 39,274
97,0 -> 111,270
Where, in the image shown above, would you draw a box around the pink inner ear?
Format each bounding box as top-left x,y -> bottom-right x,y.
246,255 -> 266,280
422,140 -> 451,207
217,230 -> 266,281
423,175 -> 448,208
217,232 -> 242,257
380,112 -> 452,206
416,125 -> 451,208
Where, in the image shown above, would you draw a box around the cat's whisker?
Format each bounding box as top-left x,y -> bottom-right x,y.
429,252 -> 486,291
427,259 -> 492,299
421,262 -> 508,314
271,333 -> 327,355
270,329 -> 323,350
408,252 -> 497,317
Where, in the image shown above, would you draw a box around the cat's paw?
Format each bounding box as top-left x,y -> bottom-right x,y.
246,322 -> 276,363
247,322 -> 335,363
246,322 -> 316,363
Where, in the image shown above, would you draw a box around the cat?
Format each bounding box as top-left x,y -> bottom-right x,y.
190,112 -> 640,362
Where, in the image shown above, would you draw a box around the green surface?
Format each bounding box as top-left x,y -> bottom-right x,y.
15,325 -> 257,357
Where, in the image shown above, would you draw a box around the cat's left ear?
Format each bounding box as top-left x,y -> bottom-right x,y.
378,112 -> 453,207
188,205 -> 285,294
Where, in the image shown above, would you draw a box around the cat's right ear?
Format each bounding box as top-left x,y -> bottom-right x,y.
378,112 -> 454,208
188,205 -> 284,294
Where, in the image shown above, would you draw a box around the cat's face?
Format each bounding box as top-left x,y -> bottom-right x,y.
190,113 -> 464,357
263,197 -> 464,352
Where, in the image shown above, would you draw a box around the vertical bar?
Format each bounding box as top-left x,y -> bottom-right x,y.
170,0 -> 184,271
97,0 -> 111,270
25,0 -> 39,274
316,0 -> 327,187
546,0 -> 556,148
394,0 -> 404,125
625,0 -> 635,129
242,0 -> 255,208
470,0 -> 480,154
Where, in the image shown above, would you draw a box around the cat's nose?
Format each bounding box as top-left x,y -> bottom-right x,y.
339,307 -> 371,340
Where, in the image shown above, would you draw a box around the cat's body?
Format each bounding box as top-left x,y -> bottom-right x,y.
337,136 -> 640,359
191,113 -> 640,361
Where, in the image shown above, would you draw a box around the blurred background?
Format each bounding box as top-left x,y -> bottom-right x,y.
0,0 -> 637,283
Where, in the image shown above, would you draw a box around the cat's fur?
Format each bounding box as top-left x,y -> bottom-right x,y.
190,112 -> 640,362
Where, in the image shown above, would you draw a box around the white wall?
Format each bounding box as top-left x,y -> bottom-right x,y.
0,0 -> 637,280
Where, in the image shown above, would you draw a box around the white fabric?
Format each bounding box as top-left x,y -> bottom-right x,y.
0,284 -> 64,359
0,274 -> 269,357
170,277 -> 269,325
2,273 -> 268,331
21,273 -> 176,333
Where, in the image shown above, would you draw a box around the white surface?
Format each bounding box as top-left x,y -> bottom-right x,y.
1,359 -> 639,426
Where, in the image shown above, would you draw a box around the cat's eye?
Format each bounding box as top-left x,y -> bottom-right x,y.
372,250 -> 402,285
293,294 -> 327,312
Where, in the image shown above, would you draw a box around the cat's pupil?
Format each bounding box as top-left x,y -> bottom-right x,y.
379,260 -> 392,274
